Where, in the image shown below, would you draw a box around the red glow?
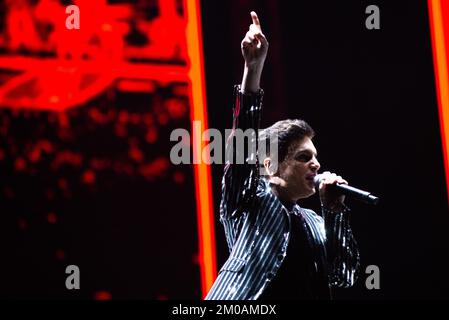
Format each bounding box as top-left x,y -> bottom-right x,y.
14,157 -> 27,171
58,178 -> 68,191
88,108 -> 107,124
143,114 -> 154,126
117,80 -> 156,93
90,158 -> 110,170
128,145 -> 144,163
82,170 -> 96,184
114,124 -> 127,138
118,111 -> 129,123
166,98 -> 188,119
51,151 -> 83,170
145,128 -> 158,144
138,157 -> 169,179
47,212 -> 57,224
28,148 -> 41,163
94,291 -> 112,300
28,140 -> 55,163
173,171 -> 185,185
156,294 -> 168,300
129,113 -> 141,125
191,253 -> 199,265
157,113 -> 169,125
0,0 -> 188,111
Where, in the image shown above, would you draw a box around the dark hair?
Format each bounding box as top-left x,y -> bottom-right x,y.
259,119 -> 315,164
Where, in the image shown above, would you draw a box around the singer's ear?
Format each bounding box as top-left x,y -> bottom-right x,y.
263,157 -> 275,176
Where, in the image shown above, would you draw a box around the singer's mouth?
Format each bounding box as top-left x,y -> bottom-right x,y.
305,174 -> 316,181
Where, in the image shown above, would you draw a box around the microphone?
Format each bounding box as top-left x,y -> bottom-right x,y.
313,174 -> 379,205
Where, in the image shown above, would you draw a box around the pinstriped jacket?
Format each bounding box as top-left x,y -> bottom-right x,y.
205,86 -> 360,300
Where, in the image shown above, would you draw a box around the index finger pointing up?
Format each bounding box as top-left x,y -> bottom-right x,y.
250,11 -> 262,31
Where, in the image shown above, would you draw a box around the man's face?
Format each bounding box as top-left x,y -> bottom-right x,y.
275,136 -> 320,201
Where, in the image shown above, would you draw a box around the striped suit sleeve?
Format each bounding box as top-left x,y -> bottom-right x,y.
322,206 -> 361,288
220,85 -> 263,224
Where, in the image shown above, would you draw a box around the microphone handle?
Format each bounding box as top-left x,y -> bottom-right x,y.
329,183 -> 379,205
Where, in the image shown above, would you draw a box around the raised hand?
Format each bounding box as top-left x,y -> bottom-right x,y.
240,11 -> 268,93
241,11 -> 269,68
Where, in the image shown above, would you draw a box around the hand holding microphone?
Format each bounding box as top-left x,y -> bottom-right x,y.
314,171 -> 379,208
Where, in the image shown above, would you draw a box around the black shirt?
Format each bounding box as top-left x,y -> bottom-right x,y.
260,210 -> 331,300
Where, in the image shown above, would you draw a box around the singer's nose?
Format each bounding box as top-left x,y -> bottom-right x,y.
310,157 -> 320,172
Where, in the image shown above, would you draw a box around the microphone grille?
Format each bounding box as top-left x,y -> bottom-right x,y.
313,174 -> 322,189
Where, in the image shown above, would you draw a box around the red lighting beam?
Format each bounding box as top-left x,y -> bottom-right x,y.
428,0 -> 449,204
185,0 -> 217,298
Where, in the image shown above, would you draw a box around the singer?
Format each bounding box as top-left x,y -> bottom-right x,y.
205,11 -> 361,300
